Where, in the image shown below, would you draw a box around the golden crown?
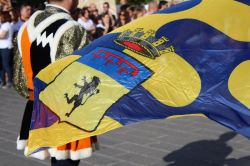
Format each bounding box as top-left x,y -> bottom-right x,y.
114,28 -> 174,59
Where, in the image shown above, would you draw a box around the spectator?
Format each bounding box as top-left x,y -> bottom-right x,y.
88,2 -> 97,14
78,7 -> 95,31
12,3 -> 32,33
101,2 -> 116,29
9,8 -> 19,81
89,9 -> 99,25
120,0 -> 128,5
134,6 -> 146,19
158,0 -> 168,10
95,13 -> 114,39
91,9 -> 99,18
71,8 -> 82,21
117,0 -> 129,12
10,8 -> 20,34
116,10 -> 130,27
119,4 -> 130,12
0,11 -> 13,88
127,6 -> 136,21
146,1 -> 158,15
78,7 -> 95,41
20,3 -> 32,22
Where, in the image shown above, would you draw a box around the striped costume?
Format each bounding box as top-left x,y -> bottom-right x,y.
15,4 -> 97,160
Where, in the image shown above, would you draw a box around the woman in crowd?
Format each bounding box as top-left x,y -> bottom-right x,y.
95,13 -> 114,39
116,10 -> 130,27
134,6 -> 146,19
89,9 -> 99,25
0,11 -> 13,88
78,7 -> 96,40
78,7 -> 95,31
71,8 -> 82,21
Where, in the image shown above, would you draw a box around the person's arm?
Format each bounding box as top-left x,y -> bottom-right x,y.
0,30 -> 8,38
0,23 -> 9,39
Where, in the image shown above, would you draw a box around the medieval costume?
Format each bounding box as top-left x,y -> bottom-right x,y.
14,4 -> 97,160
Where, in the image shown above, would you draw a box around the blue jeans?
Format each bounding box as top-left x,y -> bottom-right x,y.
0,48 -> 12,84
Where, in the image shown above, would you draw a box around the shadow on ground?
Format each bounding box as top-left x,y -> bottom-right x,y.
163,132 -> 250,166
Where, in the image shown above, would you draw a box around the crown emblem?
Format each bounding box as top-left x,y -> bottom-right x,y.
114,28 -> 174,59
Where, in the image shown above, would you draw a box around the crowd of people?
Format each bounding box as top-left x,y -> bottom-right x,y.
71,0 -> 175,40
0,0 -> 179,89
0,2 -> 32,89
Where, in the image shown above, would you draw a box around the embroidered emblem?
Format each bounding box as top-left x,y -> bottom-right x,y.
91,49 -> 139,77
64,76 -> 101,117
114,28 -> 174,59
77,47 -> 153,90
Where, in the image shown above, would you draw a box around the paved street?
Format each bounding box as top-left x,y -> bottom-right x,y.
0,88 -> 250,166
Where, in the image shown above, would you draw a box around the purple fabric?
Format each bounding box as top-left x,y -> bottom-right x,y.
31,100 -> 59,130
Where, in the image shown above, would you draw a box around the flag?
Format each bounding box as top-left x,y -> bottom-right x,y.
27,0 -> 250,155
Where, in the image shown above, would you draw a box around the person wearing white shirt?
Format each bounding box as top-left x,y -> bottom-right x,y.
0,11 -> 13,88
77,7 -> 96,41
77,7 -> 95,31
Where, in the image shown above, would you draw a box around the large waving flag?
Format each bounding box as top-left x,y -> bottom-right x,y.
27,0 -> 250,156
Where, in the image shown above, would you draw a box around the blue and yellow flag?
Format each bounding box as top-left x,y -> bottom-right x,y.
28,0 -> 250,155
